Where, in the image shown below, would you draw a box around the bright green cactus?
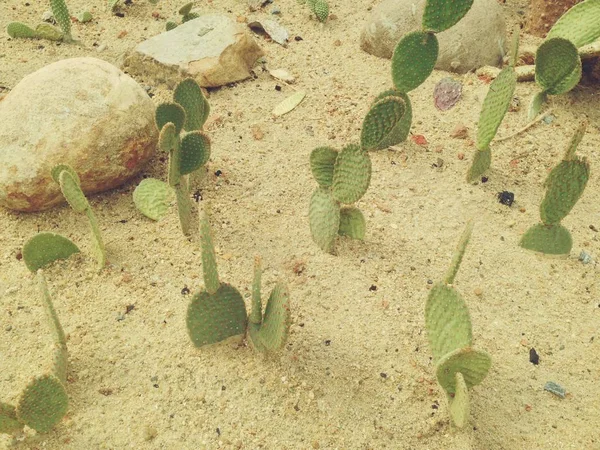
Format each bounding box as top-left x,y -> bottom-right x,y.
1,273 -> 69,435
134,79 -> 212,237
50,0 -> 72,42
302,0 -> 329,22
425,221 -> 491,428
7,0 -> 76,42
22,232 -> 80,272
520,122 -> 590,256
187,210 -> 291,351
545,0 -> 600,48
422,0 -> 474,33
248,257 -> 291,353
6,22 -> 38,39
52,164 -> 106,271
391,31 -> 439,93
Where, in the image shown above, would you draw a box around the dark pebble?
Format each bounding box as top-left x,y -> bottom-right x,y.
529,348 -> 540,365
498,191 -> 514,207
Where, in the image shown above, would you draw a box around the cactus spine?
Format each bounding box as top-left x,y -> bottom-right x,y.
519,122 -> 590,256
425,222 -> 491,428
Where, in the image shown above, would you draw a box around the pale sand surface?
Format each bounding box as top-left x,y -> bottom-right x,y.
1,1 -> 599,449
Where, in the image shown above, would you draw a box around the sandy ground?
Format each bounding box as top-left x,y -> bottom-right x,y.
1,0 -> 600,449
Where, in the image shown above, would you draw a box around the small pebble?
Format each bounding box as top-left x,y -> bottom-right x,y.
498,191 -> 515,207
578,250 -> 593,265
473,287 -> 483,296
271,6 -> 280,14
529,348 -> 540,365
544,381 -> 566,398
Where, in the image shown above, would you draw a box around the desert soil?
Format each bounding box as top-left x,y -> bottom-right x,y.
1,0 -> 599,449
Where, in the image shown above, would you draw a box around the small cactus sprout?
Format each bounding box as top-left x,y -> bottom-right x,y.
425,221 -> 491,428
391,31 -> 439,93
165,2 -> 200,30
312,0 -> 329,22
520,122 -> 590,256
22,232 -> 80,272
248,257 -> 291,353
53,164 -> 106,271
422,0 -> 474,33
134,79 -> 211,236
0,272 -> 69,435
50,0 -> 72,42
76,11 -> 93,23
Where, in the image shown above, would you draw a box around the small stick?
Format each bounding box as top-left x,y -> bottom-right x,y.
495,108 -> 554,143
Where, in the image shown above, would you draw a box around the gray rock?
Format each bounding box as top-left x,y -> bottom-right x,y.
123,14 -> 265,88
360,0 -> 506,73
0,57 -> 157,212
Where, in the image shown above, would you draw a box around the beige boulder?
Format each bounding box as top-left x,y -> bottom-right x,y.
123,14 -> 265,88
0,57 -> 157,212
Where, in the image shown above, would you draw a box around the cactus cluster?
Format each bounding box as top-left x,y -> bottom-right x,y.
425,222 -> 491,428
165,2 -> 200,31
186,210 -> 291,352
520,122 -> 590,256
52,164 -> 106,271
528,0 -> 600,118
0,273 -> 69,435
7,0 -> 73,42
133,78 -> 211,237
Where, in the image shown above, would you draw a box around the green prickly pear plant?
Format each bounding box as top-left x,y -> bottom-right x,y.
164,2 -> 200,30
528,0 -> 600,119
425,221 -> 491,428
519,122 -> 590,256
0,272 -> 69,435
133,78 -> 211,237
466,29 -> 520,182
301,0 -> 329,23
22,232 -> 80,273
52,164 -> 106,271
7,0 -> 73,42
186,210 -> 291,353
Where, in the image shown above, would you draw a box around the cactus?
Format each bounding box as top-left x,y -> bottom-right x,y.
422,0 -> 474,33
467,30 -> 519,182
331,144 -> 372,204
425,222 -> 491,428
164,2 -> 200,30
368,90 -> 413,150
134,79 -> 211,237
302,0 -> 329,22
520,122 -> 590,256
77,11 -> 93,23
187,210 -> 290,352
52,165 -> 106,271
22,232 -> 80,272
248,257 -> 291,353
391,31 -> 439,93
309,188 -> 341,253
545,0 -> 600,48
7,22 -> 38,39
50,0 -> 72,41
7,0 -> 77,42
360,95 -> 407,151
1,273 -> 69,435
338,207 -> 366,240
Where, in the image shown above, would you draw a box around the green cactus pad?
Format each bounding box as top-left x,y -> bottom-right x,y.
332,144 -> 372,204
199,210 -> 220,294
51,164 -> 80,185
476,66 -> 517,150
540,158 -> 590,225
77,11 -> 93,23
449,372 -> 470,428
509,27 -> 520,68
7,22 -> 38,39
338,207 -> 366,240
182,12 -> 200,22
174,79 -> 210,131
310,147 -> 338,188
186,284 -> 248,348
179,2 -> 194,15
251,283 -> 291,353
371,90 -> 413,149
422,0 -> 474,33
35,23 -> 64,41
313,0 -> 329,22
250,257 -> 263,325
425,283 -> 473,363
175,182 -> 193,237
519,223 -> 573,255
564,121 -> 587,162
466,147 -> 492,183
133,178 -> 174,221
156,103 -> 186,135
527,90 -> 548,120
391,31 -> 439,93
309,188 -> 341,253
166,21 -> 178,31
38,273 -> 68,383
58,170 -> 90,213
360,96 -> 406,151
22,232 -> 80,272
546,0 -> 600,48
180,131 -> 211,175
50,0 -> 72,40
86,209 -> 106,271
0,402 -> 23,434
16,374 -> 68,433
435,347 -> 491,395
444,220 -> 473,285
535,38 -> 582,95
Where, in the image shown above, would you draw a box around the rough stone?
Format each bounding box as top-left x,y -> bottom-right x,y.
123,14 -> 265,88
360,0 -> 507,74
0,57 -> 157,212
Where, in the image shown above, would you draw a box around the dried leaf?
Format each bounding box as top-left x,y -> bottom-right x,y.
272,90 -> 306,116
269,68 -> 295,83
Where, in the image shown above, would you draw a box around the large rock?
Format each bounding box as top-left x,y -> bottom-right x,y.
360,0 -> 507,73
0,57 -> 157,212
123,14 -> 265,88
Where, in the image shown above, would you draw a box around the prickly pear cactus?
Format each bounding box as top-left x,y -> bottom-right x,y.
422,0 -> 474,33
520,122 -> 590,256
369,90 -> 413,150
0,403 -> 22,434
180,131 -> 211,175
360,96 -> 407,151
174,79 -> 210,131
332,144 -> 372,204
310,147 -> 338,188
50,0 -> 72,41
22,232 -> 80,272
309,188 -> 341,253
186,210 -> 247,347
391,31 -> 439,93
338,207 -> 366,240
7,22 -> 38,39
248,258 -> 291,353
156,103 -> 186,135
545,0 -> 600,48
133,178 -> 174,221
312,0 -> 329,22
425,222 -> 491,428
535,38 -> 582,96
